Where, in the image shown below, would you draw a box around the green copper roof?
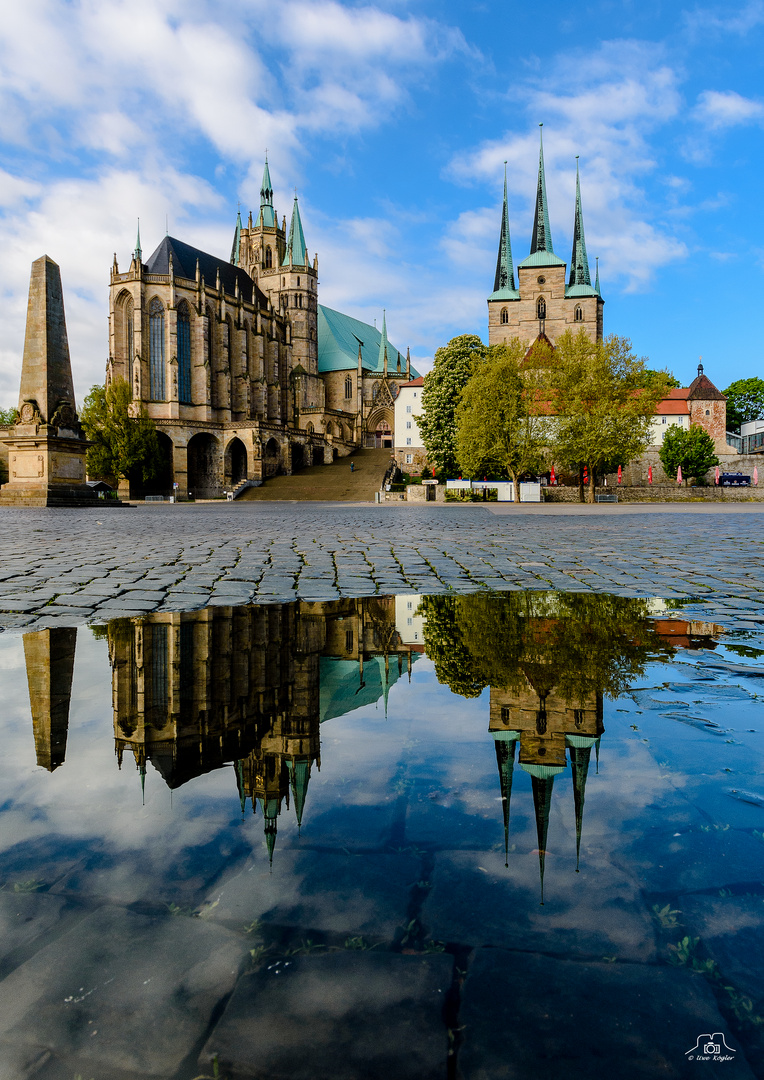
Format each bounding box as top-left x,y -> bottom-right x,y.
530,774 -> 555,905
319,654 -> 420,722
257,156 -> 277,229
569,743 -> 593,872
493,162 -> 517,294
495,737 -> 517,867
487,286 -> 520,301
230,210 -> 242,265
565,283 -> 598,297
288,758 -> 312,826
530,125 -> 554,256
514,250 -> 566,270
317,305 -> 420,377
595,256 -> 601,296
282,195 -> 308,267
568,158 -> 592,288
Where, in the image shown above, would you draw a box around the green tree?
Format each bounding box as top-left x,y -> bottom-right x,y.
549,331 -> 668,504
418,334 -> 486,477
80,380 -> 161,486
634,369 -> 681,390
455,340 -> 547,502
723,377 -> 764,433
0,407 -> 18,426
659,423 -> 719,485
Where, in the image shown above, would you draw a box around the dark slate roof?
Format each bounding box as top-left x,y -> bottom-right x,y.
687,372 -> 726,401
145,236 -> 267,307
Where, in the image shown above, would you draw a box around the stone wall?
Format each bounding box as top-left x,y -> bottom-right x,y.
605,451 -> 763,487
543,485 -> 764,503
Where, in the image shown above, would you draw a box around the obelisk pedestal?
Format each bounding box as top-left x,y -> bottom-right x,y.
0,255 -> 116,506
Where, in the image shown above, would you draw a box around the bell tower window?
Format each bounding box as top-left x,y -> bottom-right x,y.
500,307 -> 508,325
537,297 -> 546,320
574,305 -> 583,322
265,246 -> 272,269
344,376 -> 352,399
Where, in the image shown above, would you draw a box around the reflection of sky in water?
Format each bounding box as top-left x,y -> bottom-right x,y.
2,597 -> 764,1073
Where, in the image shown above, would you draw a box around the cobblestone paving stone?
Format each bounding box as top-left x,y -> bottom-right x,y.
0,503 -> 763,633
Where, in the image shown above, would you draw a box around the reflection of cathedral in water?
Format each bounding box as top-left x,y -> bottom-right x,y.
21,601 -> 719,878
107,597 -> 420,862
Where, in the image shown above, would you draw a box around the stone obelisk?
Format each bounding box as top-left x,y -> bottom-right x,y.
0,255 -> 102,506
23,627 -> 77,771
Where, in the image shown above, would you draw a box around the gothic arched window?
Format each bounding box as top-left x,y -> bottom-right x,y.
265,246 -> 272,269
500,307 -> 508,325
122,294 -> 134,362
149,297 -> 165,400
537,297 -> 546,320
344,375 -> 352,399
574,305 -> 583,323
177,301 -> 192,404
243,320 -> 250,372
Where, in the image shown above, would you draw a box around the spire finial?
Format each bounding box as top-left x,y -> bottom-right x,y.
530,125 -> 553,255
134,218 -> 142,261
594,256 -> 601,296
568,156 -> 592,288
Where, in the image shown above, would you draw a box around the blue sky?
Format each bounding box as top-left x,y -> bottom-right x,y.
0,0 -> 762,406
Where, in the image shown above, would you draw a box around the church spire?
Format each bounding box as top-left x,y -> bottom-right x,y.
569,743 -> 593,871
568,158 -> 592,287
230,208 -> 242,265
134,219 -> 142,262
282,193 -> 308,267
288,759 -> 312,828
531,774 -> 555,904
377,310 -> 389,371
493,162 -> 516,293
494,736 -> 517,867
261,155 -> 273,207
594,256 -> 601,296
530,125 -> 554,255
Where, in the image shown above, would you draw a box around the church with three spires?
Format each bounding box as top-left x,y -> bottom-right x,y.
488,126 -> 604,350
107,157 -> 417,499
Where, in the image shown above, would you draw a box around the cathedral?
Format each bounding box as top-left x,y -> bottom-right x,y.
488,127 -> 604,349
107,158 -> 417,499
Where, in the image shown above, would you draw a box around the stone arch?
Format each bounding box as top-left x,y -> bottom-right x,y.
140,430 -> 174,498
366,406 -> 394,449
291,442 -> 307,471
263,437 -> 281,478
311,444 -> 324,465
114,290 -> 135,376
224,437 -> 248,487
188,432 -> 221,498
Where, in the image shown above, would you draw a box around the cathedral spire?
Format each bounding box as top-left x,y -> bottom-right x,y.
261,155 -> 273,207
230,208 -> 242,265
530,125 -> 554,256
594,256 -> 601,297
493,161 -> 516,293
282,194 -> 308,267
288,759 -> 312,827
377,309 -> 389,371
134,219 -> 142,262
568,158 -> 592,287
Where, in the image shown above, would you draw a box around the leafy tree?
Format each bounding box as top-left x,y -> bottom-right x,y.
80,379 -> 161,486
548,331 -> 668,503
659,423 -> 719,485
418,334 -> 486,477
0,407 -> 18,426
455,340 -> 547,502
723,377 -> 764,433
419,592 -> 674,704
634,369 -> 681,390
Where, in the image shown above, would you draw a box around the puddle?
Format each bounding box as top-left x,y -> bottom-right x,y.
0,591 -> 762,1078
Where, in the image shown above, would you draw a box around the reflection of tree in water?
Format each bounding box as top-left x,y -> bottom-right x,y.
419,592 -> 676,704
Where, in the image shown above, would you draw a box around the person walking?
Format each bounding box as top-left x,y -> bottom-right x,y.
350,461 -> 355,473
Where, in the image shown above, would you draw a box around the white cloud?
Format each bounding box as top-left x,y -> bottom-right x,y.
684,1 -> 764,36
692,89 -> 764,129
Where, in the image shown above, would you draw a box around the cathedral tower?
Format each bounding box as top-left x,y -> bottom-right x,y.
488,128 -> 604,349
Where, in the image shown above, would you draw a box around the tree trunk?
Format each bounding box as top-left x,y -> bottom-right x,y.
578,468 -> 585,503
587,466 -> 596,504
512,471 -> 520,503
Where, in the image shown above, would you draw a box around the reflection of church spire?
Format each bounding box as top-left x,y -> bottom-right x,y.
260,798 -> 279,867
569,744 -> 592,871
494,735 -> 517,866
23,628 -> 77,771
531,774 -> 555,905
288,759 -> 311,827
